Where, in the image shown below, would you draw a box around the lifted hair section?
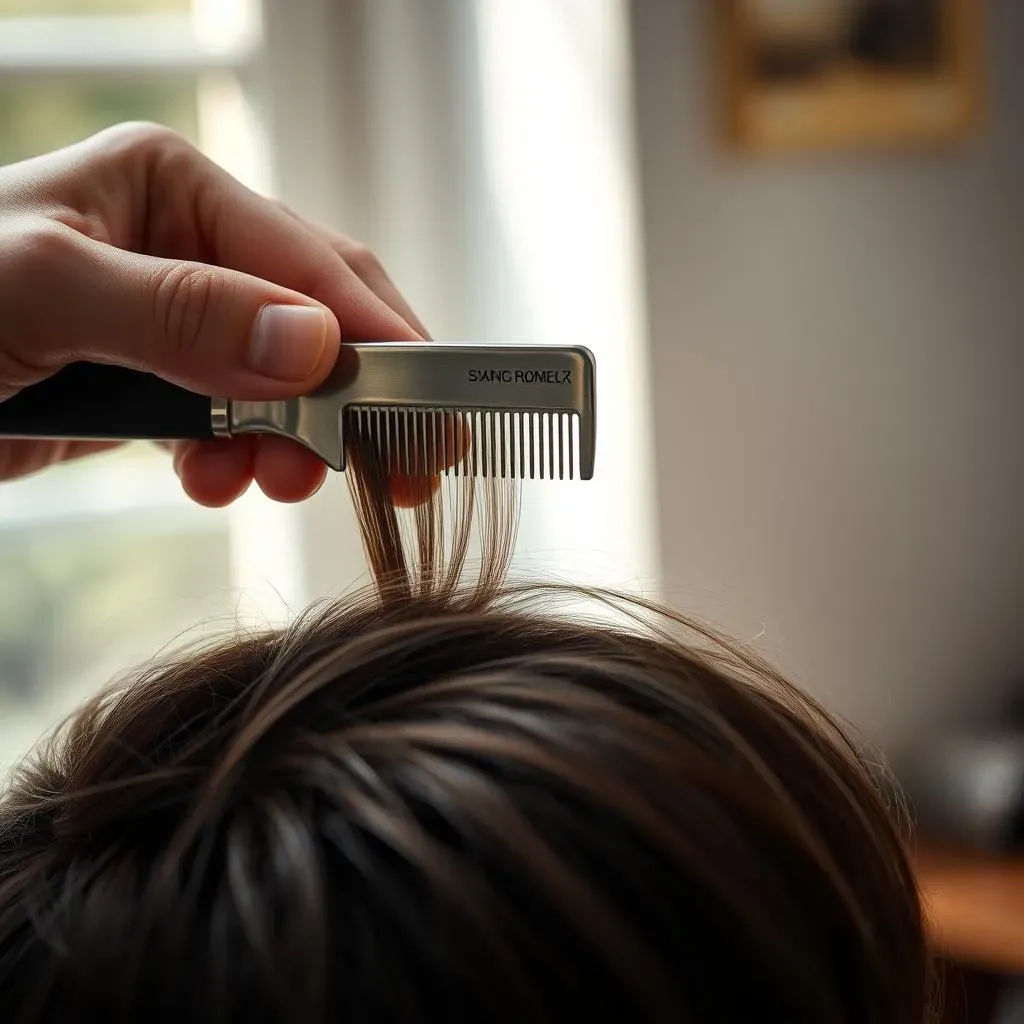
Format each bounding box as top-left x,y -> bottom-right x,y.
345,410 -> 520,608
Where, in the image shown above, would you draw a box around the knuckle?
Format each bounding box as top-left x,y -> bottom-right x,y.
271,198 -> 299,219
151,263 -> 218,357
0,350 -> 52,396
97,120 -> 183,157
87,122 -> 194,187
0,218 -> 81,364
0,217 -> 77,281
343,242 -> 383,280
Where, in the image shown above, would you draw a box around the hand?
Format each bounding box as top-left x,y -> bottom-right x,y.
0,122 -> 429,507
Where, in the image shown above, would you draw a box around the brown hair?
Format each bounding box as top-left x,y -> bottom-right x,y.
0,418 -> 931,1022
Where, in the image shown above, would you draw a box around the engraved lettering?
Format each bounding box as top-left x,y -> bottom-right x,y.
467,368 -> 572,384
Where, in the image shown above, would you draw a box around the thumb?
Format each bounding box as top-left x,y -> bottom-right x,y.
10,226 -> 341,400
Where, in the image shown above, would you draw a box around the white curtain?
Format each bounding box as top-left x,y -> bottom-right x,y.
259,0 -> 659,600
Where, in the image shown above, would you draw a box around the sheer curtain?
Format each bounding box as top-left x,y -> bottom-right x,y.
269,0 -> 659,602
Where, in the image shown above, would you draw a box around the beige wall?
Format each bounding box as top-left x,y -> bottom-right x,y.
629,1 -> 1024,748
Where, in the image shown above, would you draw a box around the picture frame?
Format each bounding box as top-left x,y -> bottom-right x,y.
718,0 -> 984,155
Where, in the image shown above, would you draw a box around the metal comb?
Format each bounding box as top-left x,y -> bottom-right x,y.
0,343 -> 596,480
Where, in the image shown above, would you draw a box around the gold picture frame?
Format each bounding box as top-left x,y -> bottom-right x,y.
718,0 -> 984,154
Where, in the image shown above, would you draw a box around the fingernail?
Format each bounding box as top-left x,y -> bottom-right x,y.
172,443 -> 193,478
248,304 -> 328,381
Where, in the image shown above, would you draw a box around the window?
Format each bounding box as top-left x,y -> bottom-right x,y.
0,0 -> 294,772
0,0 -> 657,769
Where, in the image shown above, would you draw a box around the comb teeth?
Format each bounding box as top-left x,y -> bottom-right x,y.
344,406 -> 584,481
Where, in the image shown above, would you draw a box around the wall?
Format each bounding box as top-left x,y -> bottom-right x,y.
629,1 -> 1024,748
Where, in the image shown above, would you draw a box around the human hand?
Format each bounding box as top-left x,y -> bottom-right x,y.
0,122 -> 429,507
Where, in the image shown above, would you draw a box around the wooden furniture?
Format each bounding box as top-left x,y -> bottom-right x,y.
915,844 -> 1024,975
915,844 -> 1024,1023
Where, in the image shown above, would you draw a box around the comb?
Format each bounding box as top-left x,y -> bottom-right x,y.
0,343 -> 596,480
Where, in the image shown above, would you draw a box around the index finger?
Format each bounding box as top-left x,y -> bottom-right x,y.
183,178 -> 420,343
86,124 -> 423,344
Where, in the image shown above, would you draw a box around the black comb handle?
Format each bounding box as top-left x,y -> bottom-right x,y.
0,363 -> 214,441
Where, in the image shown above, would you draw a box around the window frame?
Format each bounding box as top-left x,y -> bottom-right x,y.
0,13 -> 255,76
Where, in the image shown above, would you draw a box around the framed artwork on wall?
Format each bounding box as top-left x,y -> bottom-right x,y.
718,0 -> 984,154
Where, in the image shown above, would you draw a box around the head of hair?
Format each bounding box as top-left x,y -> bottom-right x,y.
0,414 -> 930,1022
